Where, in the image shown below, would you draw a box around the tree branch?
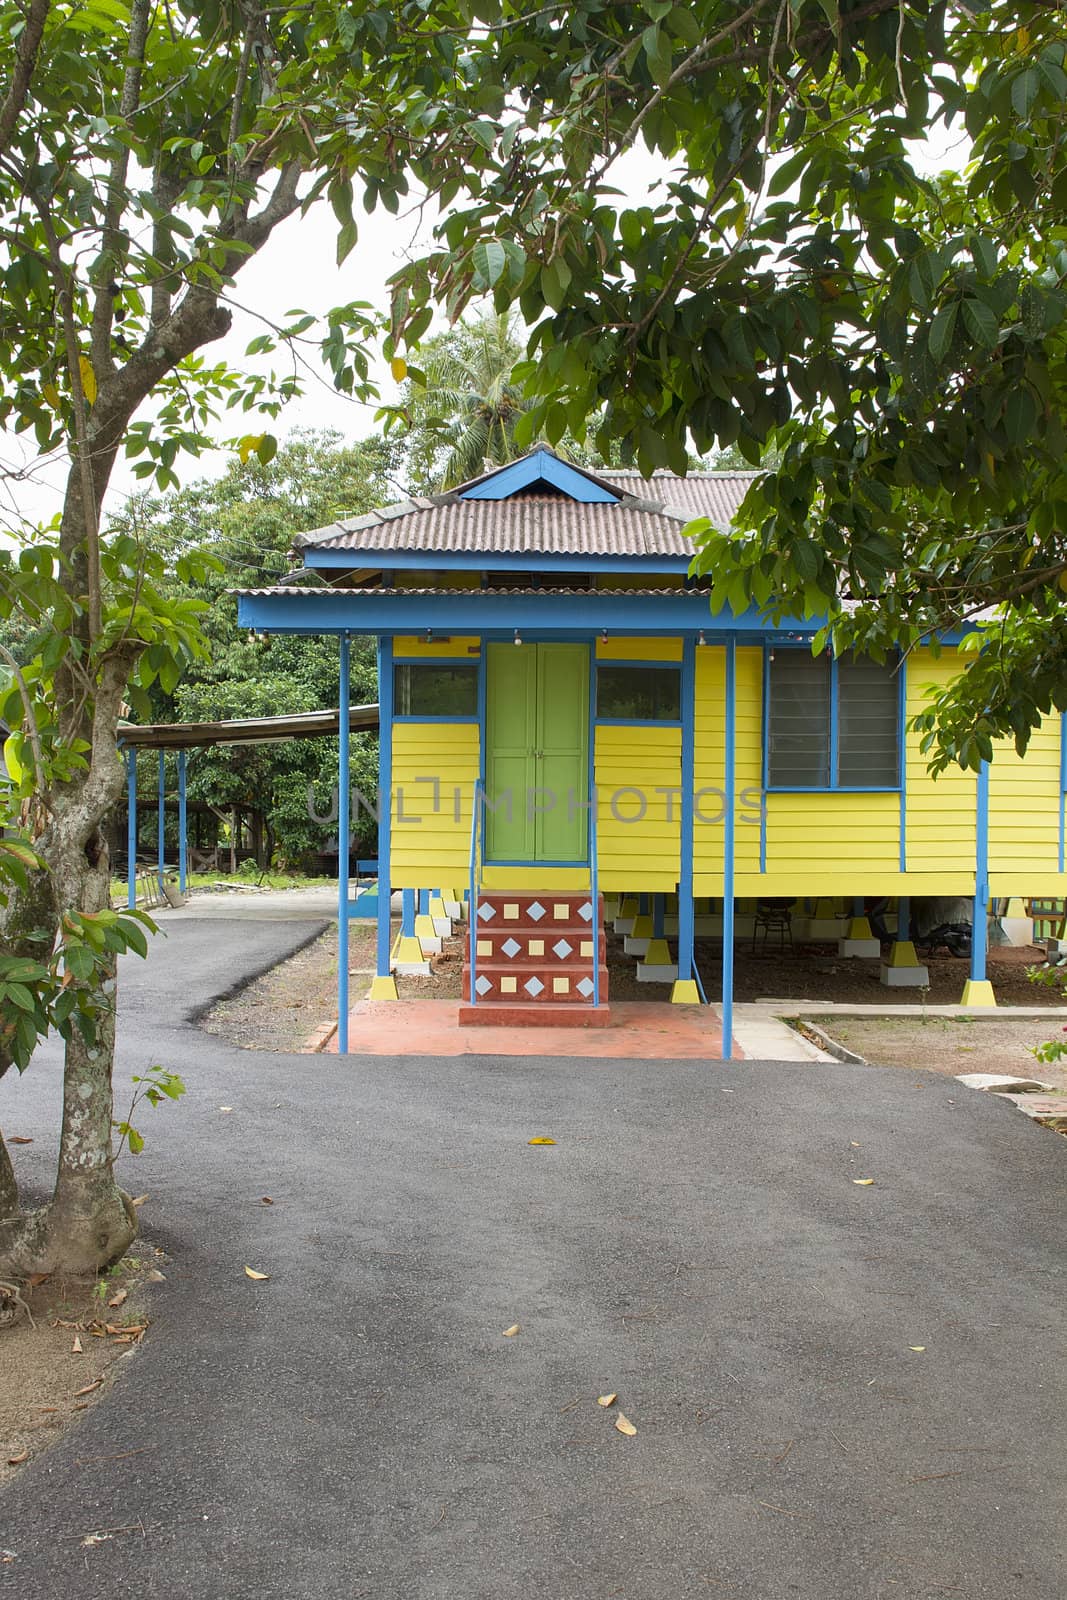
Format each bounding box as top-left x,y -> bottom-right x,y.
0,0 -> 50,161
90,0 -> 152,375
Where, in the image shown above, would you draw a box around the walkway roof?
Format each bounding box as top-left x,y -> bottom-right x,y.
118,704 -> 379,751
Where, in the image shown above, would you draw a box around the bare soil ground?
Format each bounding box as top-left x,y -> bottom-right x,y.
804,1012 -> 1067,1091
0,1244 -> 165,1491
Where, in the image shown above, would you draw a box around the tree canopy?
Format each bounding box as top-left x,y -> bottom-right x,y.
383,0 -> 1067,766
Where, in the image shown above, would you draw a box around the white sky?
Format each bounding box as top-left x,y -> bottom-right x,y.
0,125 -> 967,537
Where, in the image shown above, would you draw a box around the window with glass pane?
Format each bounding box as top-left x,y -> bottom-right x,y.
394,663 -> 478,717
597,666 -> 681,720
767,651 -> 831,786
837,655 -> 899,786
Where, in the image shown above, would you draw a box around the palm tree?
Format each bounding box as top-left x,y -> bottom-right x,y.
403,308 -> 531,491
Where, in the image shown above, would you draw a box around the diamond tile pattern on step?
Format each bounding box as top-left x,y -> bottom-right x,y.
462,893 -> 610,1021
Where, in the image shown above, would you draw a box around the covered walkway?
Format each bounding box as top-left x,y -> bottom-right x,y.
118,704 -> 378,905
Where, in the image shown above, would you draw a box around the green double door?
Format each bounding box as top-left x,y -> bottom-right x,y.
485,642 -> 589,863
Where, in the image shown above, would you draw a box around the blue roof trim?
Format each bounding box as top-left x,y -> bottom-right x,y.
303,548 -> 690,573
457,448 -> 620,503
237,587 -> 813,637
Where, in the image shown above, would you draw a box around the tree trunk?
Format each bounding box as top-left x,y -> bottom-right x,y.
39,949 -> 136,1273
0,1130 -> 17,1222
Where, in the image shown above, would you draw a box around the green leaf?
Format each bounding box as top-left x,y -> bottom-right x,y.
471,240 -> 508,289
1011,66 -> 1039,117
541,256 -> 572,312
961,298 -> 999,349
928,302 -> 958,360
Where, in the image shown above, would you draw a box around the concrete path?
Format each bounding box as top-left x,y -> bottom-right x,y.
1,918 -> 1065,1598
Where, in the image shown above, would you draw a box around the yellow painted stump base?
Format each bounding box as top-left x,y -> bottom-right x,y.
670,979 -> 701,1004
960,979 -> 997,1007
369,975 -> 398,1001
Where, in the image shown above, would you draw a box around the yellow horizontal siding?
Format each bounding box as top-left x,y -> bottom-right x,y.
481,866 -> 590,890
905,649 -> 977,872
693,645 -> 762,875
391,722 -> 479,888
595,723 -> 681,886
394,634 -> 480,657
988,714 -> 1061,874
596,635 -> 682,661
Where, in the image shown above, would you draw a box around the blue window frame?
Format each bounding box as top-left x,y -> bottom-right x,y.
765,647 -> 900,791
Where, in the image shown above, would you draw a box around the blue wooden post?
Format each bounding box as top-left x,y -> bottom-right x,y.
402,888 -> 416,936
375,637 -> 395,988
126,749 -> 137,910
722,637 -> 737,1060
157,749 -> 166,894
897,895 -> 910,941
338,634 -> 351,1054
177,750 -> 187,895
638,892 -> 649,916
672,635 -> 697,1000
968,760 -> 991,997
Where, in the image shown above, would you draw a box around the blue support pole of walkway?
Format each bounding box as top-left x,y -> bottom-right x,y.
178,750 -> 187,895
972,761 -> 990,984
126,749 -> 137,910
157,749 -> 166,895
338,634 -> 351,1055
677,635 -> 696,987
721,638 -> 737,1061
402,889 -> 416,936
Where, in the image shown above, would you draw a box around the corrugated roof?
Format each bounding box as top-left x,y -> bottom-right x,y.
292,454 -> 758,566
295,461 -> 757,561
238,586 -> 705,599
599,471 -> 757,524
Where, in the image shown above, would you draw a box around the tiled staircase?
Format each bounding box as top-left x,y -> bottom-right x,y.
459,892 -> 610,1027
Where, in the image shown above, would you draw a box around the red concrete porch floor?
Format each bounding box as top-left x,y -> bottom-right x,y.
324,999 -> 739,1059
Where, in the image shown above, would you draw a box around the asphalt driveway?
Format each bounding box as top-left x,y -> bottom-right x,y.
0,916 -> 1065,1599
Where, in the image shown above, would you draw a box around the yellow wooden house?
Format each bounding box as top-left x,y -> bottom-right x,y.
237,449 -> 1064,1054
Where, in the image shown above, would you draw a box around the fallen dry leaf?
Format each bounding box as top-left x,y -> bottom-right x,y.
852,1178 -> 875,1186
37,1406 -> 59,1414
260,1197 -> 274,1206
74,1378 -> 103,1398
597,1393 -> 618,1408
146,1269 -> 166,1282
71,1335 -> 83,1355
528,1137 -> 555,1146
219,1106 -> 233,1113
107,1288 -> 128,1309
502,1324 -> 520,1337
27,1271 -> 50,1287
849,1141 -> 861,1148
6,1450 -> 28,1466
130,1195 -> 148,1208
909,1345 -> 926,1353
244,1266 -> 269,1281
614,1414 -> 637,1437
7,1136 -> 32,1145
